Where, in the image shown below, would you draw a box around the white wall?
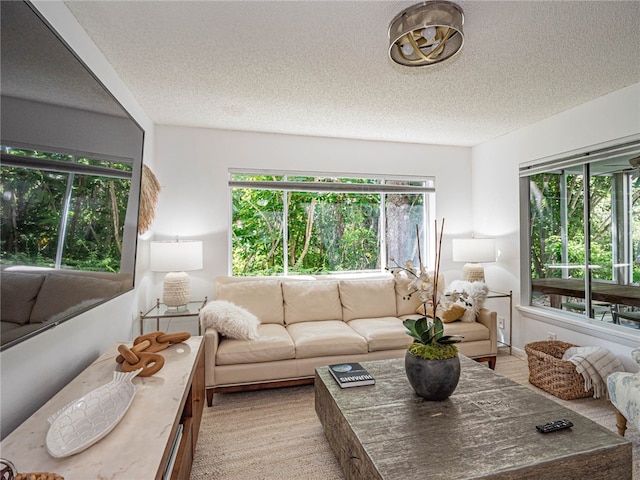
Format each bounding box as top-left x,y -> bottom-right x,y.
472,83 -> 640,363
0,1 -> 155,438
151,126 -> 473,301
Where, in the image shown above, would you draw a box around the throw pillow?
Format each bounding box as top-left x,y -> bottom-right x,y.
200,300 -> 260,340
446,280 -> 489,323
416,302 -> 466,323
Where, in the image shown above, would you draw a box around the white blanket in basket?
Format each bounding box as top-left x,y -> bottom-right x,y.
562,346 -> 624,399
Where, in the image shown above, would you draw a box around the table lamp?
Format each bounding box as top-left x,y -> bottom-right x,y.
452,238 -> 495,282
150,240 -> 203,310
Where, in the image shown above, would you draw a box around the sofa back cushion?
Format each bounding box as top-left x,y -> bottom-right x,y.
340,278 -> 397,321
30,273 -> 123,323
1,272 -> 46,325
394,273 -> 446,316
215,280 -> 284,325
283,281 -> 342,324
394,277 -> 422,316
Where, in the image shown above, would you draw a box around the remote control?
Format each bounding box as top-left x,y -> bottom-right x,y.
536,419 -> 573,433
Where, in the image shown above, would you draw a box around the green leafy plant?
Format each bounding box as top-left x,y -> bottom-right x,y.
388,220 -> 462,360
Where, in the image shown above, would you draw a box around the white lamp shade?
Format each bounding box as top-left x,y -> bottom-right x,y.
452,238 -> 495,263
150,240 -> 203,272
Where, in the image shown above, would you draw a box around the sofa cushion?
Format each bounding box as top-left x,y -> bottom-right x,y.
347,317 -> 413,352
216,323 -> 295,365
441,320 -> 489,342
287,320 -> 368,359
395,277 -> 423,316
30,273 -> 122,323
340,278 -> 396,321
200,300 -> 260,340
215,280 -> 284,325
394,273 -> 446,317
1,272 -> 46,325
283,281 -> 342,324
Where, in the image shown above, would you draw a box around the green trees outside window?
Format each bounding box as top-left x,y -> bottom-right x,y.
1,147 -> 132,272
524,142 -> 640,329
230,173 -> 434,276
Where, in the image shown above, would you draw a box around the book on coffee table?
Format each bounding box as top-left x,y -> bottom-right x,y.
328,363 -> 375,388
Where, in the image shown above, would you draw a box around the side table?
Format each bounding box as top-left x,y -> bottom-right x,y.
487,290 -> 513,353
140,298 -> 208,335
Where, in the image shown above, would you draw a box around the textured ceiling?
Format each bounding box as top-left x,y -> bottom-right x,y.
64,0 -> 640,147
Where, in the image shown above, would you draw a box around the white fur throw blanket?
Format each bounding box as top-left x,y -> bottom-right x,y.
562,346 -> 624,399
200,300 -> 260,340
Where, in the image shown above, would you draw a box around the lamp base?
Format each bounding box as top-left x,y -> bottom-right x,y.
162,271 -> 191,307
462,263 -> 485,283
165,304 -> 189,313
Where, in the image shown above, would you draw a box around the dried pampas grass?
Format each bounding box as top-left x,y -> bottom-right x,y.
138,164 -> 160,234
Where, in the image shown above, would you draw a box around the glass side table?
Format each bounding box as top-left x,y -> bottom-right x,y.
140,297 -> 208,335
486,290 -> 513,353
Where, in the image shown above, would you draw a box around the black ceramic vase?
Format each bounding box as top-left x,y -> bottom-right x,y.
404,350 -> 461,400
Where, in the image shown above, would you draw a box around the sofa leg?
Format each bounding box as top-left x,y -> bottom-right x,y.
206,388 -> 214,407
471,356 -> 497,370
488,356 -> 497,370
614,408 -> 628,436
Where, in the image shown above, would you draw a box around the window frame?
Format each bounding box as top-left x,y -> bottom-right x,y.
519,134 -> 640,342
1,144 -> 134,272
228,168 -> 436,277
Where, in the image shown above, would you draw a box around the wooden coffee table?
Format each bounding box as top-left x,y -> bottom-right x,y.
315,355 -> 631,480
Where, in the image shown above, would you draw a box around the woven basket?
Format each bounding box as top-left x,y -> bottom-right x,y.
524,340 -> 593,400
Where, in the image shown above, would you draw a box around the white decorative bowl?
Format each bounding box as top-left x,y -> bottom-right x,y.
46,368 -> 142,458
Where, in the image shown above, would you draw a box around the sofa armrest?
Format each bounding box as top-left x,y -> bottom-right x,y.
476,308 -> 498,355
204,326 -> 221,388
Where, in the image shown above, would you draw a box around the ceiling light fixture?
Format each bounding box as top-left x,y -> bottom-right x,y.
388,1 -> 464,67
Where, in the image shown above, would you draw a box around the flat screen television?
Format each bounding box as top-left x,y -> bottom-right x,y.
0,1 -> 144,350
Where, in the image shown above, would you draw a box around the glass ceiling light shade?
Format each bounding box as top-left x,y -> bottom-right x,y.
388,1 -> 464,67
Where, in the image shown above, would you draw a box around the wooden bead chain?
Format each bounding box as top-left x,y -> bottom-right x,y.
115,331 -> 190,377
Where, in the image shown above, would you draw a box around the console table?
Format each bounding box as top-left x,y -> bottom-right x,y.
0,336 -> 204,479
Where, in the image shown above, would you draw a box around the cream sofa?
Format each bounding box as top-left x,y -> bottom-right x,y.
1,268 -> 131,347
204,275 -> 497,406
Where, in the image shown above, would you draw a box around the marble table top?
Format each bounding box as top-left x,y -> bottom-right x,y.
1,336 -> 202,479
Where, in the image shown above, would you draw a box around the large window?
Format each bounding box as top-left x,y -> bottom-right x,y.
1,146 -> 133,272
521,139 -> 640,330
229,171 -> 435,276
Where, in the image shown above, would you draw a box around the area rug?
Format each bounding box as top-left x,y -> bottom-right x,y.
191,354 -> 639,479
